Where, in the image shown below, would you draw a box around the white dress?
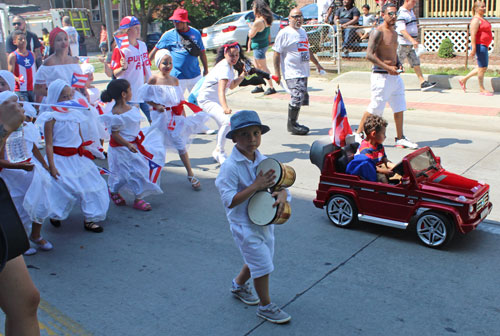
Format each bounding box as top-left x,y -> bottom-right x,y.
24,110 -> 109,223
0,122 -> 41,226
138,84 -> 208,184
100,107 -> 163,198
35,63 -> 106,159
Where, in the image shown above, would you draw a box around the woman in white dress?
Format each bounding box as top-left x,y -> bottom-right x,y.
24,79 -> 109,232
139,50 -> 208,190
34,27 -> 105,159
100,79 -> 162,211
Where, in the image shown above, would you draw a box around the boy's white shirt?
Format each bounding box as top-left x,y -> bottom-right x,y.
215,146 -> 291,227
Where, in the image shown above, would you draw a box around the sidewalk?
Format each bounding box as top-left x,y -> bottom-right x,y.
253,71 -> 500,117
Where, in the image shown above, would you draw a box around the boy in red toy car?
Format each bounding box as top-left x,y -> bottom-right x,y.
348,115 -> 395,183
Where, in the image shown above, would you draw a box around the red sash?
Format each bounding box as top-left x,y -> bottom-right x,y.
153,100 -> 202,131
53,141 -> 94,160
109,131 -> 153,160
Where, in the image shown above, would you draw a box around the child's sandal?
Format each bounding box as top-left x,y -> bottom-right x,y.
109,191 -> 126,206
133,199 -> 152,211
84,221 -> 103,233
187,176 -> 201,191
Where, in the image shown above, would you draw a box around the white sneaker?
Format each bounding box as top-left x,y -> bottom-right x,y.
395,136 -> 418,149
212,149 -> 227,164
353,132 -> 364,144
24,247 -> 37,256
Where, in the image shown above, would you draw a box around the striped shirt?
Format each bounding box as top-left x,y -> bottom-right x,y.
356,139 -> 386,166
396,7 -> 418,45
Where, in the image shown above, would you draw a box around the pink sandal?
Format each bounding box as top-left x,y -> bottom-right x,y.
133,199 -> 152,211
109,191 -> 126,206
458,79 -> 466,93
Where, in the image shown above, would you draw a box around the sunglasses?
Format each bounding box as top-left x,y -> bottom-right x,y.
387,11 -> 397,17
291,15 -> 303,19
13,22 -> 22,26
172,20 -> 181,23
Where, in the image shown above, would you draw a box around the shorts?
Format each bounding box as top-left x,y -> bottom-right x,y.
285,77 -> 309,107
230,223 -> 275,279
357,27 -> 373,36
367,73 -> 406,116
397,44 -> 420,67
476,44 -> 489,68
253,46 -> 268,60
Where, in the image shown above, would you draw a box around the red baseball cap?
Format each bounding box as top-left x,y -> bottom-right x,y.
169,8 -> 190,23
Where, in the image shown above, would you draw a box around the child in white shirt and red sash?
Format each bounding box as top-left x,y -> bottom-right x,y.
139,49 -> 208,190
24,79 -> 109,233
215,110 -> 292,324
100,79 -> 162,211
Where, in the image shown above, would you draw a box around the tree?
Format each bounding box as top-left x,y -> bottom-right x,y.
438,38 -> 454,58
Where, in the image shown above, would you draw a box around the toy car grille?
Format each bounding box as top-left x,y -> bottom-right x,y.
476,192 -> 489,212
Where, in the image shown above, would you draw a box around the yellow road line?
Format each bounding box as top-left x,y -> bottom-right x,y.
39,299 -> 93,336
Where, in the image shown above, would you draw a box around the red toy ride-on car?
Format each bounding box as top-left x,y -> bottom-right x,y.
310,138 -> 493,248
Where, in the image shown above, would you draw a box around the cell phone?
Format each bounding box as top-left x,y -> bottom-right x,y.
396,69 -> 403,73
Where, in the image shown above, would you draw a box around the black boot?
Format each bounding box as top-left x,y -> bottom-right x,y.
287,105 -> 309,135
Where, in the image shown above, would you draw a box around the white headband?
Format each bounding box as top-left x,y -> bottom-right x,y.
154,49 -> 171,70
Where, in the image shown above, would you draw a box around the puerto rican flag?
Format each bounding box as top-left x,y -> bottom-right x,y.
329,89 -> 352,147
79,56 -> 90,63
51,100 -> 86,113
114,33 -> 129,50
71,73 -> 89,88
148,159 -> 162,184
98,166 -> 112,175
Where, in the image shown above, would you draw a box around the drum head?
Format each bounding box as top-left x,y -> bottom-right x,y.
257,158 -> 281,186
248,191 -> 277,226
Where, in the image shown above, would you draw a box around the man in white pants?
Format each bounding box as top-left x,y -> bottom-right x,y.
356,2 -> 417,149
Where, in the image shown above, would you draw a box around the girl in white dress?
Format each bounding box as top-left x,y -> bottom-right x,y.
34,27 -> 105,159
100,79 -> 162,211
139,50 -> 208,190
0,84 -> 53,255
197,42 -> 248,164
24,79 -> 109,232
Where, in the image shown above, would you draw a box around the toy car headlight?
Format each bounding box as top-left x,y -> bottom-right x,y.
469,204 -> 474,214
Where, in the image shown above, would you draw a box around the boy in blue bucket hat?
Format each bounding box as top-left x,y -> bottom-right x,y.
215,110 -> 292,324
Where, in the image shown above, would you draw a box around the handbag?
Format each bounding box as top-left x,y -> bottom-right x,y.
0,178 -> 29,272
178,32 -> 201,57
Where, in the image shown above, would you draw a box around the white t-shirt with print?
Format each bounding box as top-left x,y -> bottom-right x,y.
111,40 -> 152,101
197,59 -> 235,104
273,26 -> 310,80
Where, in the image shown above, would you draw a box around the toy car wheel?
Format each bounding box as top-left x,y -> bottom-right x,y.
415,212 -> 455,248
326,195 -> 357,228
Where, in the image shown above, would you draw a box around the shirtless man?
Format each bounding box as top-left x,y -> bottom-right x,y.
356,2 -> 417,149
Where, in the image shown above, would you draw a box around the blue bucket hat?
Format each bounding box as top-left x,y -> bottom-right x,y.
226,110 -> 270,139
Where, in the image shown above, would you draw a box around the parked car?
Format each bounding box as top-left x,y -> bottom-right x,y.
201,10 -> 284,51
146,32 -> 161,52
310,139 -> 492,248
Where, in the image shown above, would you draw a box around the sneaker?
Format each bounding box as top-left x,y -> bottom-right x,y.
212,149 -> 227,164
24,247 -> 37,256
395,136 -> 418,149
256,303 -> 291,324
263,88 -> 277,96
204,129 -> 217,135
251,87 -> 265,94
421,81 -> 437,91
231,283 -> 260,305
353,132 -> 364,144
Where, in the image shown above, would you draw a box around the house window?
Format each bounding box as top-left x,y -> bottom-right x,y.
112,9 -> 119,21
91,0 -> 101,22
54,0 -> 73,8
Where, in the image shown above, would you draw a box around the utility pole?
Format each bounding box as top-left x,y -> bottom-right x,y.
240,0 -> 247,12
102,0 -> 114,52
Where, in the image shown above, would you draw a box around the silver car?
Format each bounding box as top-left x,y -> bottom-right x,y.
202,10 -> 284,51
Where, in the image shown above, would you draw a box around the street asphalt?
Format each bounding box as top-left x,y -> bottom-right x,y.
1,69 -> 499,335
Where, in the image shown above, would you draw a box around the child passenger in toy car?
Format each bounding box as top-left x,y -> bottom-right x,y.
347,114 -> 395,183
